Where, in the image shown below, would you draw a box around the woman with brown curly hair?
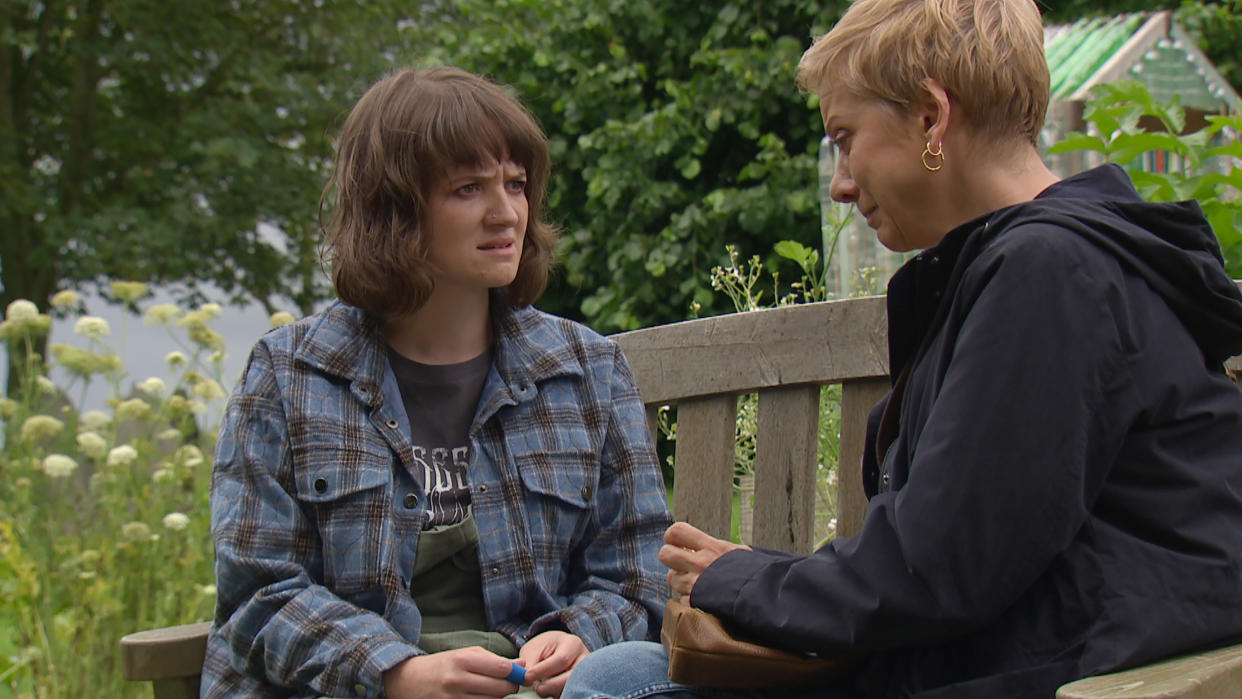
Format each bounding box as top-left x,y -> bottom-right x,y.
203,66 -> 671,699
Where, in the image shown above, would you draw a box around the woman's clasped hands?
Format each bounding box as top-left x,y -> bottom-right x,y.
383,630 -> 587,699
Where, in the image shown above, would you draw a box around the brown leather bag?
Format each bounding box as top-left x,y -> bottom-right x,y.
660,597 -> 855,689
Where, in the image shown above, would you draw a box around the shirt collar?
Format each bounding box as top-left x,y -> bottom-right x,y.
292,299 -> 584,397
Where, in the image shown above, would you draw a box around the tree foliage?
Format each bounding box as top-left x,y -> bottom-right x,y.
1,0 -> 404,320
405,0 -> 848,331
5,0 -> 1240,346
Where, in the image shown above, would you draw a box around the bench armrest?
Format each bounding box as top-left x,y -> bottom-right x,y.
119,621 -> 211,682
1056,643 -> 1242,698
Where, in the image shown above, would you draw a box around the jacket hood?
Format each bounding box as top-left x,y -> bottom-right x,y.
994,164 -> 1242,364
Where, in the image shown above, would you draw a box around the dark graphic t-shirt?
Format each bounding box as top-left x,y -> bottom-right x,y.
387,346 -> 493,527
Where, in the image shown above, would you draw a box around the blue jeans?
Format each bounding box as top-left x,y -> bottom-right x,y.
561,641 -> 861,699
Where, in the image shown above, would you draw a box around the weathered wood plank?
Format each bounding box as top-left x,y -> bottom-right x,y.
120,621 -> 210,683
644,404 -> 660,445
614,296 -> 888,405
752,385 -> 820,554
152,676 -> 201,699
837,377 -> 890,539
1056,643 -> 1242,698
671,395 -> 737,541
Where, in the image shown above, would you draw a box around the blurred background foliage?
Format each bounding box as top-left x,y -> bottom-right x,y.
3,0 -> 1240,343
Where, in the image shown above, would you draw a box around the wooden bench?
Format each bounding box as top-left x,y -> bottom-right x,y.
120,295 -> 1242,698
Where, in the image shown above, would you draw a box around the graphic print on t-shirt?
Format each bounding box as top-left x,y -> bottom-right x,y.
412,444 -> 471,527
387,345 -> 493,528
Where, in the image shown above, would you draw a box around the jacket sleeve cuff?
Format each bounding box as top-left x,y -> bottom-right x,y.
326,638 -> 421,699
690,547 -> 798,617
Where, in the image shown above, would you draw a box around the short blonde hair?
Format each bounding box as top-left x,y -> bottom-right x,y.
321,66 -> 557,317
798,0 -> 1049,146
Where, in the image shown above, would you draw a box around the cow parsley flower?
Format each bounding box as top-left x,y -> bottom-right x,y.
110,281 -> 148,303
143,303 -> 182,326
42,454 -> 78,478
76,431 -> 109,460
106,444 -> 139,468
50,290 -> 81,308
73,316 -> 111,340
20,415 -> 64,442
162,512 -> 190,531
270,311 -> 296,328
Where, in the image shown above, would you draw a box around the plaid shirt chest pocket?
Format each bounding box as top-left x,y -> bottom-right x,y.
293,442 -> 394,595
515,449 -> 600,553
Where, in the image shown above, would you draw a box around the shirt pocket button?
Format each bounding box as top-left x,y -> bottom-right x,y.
313,477 -> 328,493
403,492 -> 418,509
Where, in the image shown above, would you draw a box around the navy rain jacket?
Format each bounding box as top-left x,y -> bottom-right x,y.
691,164 -> 1242,698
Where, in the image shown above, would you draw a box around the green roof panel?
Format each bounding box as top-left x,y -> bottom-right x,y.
1046,14 -> 1146,98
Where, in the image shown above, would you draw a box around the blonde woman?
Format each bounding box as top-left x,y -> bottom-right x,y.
564,1 -> 1242,697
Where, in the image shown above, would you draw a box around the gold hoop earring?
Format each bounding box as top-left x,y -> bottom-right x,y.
922,141 -> 944,172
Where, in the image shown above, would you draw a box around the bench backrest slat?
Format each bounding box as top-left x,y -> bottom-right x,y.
752,384 -> 820,551
670,395 -> 738,541
615,296 -> 892,549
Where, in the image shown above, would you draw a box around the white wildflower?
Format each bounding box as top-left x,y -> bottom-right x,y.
175,445 -> 205,468
34,376 -> 58,395
161,512 -> 190,531
106,444 -> 139,467
76,431 -> 109,460
165,351 -> 187,368
6,299 -> 38,321
120,521 -> 153,542
73,316 -> 111,340
143,303 -> 183,326
138,377 -> 166,396
50,343 -> 121,376
114,398 -> 151,421
42,454 -> 78,478
20,415 -> 64,442
50,290 -> 81,308
79,410 -> 111,431
110,281 -> 148,303
269,311 -> 296,328
192,379 -> 226,401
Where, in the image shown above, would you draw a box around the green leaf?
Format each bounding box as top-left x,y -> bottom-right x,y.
1046,133 -> 1108,155
677,157 -> 702,179
773,240 -> 812,265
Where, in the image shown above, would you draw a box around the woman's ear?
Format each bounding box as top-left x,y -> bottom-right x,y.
919,78 -> 952,147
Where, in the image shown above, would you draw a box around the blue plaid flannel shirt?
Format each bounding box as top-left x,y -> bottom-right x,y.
201,301 -> 672,698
